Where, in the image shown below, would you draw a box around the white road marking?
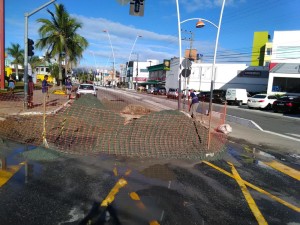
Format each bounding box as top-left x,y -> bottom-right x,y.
285,133 -> 300,138
263,130 -> 300,142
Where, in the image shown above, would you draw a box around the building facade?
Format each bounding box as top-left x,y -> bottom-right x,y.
267,30 -> 300,95
166,57 -> 268,93
251,31 -> 270,66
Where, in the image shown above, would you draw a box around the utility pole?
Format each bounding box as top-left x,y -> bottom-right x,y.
181,29 -> 194,60
24,0 -> 56,109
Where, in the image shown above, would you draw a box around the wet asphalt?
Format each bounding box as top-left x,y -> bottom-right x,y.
0,138 -> 299,225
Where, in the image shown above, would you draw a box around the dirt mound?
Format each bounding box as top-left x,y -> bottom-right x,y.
121,104 -> 152,115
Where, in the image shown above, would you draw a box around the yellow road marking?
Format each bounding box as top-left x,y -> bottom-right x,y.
263,160 -> 300,181
130,192 -> 141,201
0,164 -> 23,187
125,169 -> 132,176
113,167 -> 118,177
101,178 -> 127,207
203,161 -> 300,213
228,162 -> 268,225
149,220 -> 160,225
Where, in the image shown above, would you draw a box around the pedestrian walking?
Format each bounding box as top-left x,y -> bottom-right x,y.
27,76 -> 34,108
8,75 -> 16,95
65,76 -> 72,99
189,89 -> 199,118
42,75 -> 51,97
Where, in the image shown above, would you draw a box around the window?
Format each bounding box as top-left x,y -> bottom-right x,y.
273,77 -> 300,93
41,68 -> 44,72
266,48 -> 272,55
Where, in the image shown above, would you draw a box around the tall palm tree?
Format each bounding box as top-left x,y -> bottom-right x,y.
6,43 -> 24,81
36,3 -> 88,86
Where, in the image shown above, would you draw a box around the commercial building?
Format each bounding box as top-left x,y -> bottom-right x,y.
267,30 -> 300,95
166,57 -> 268,93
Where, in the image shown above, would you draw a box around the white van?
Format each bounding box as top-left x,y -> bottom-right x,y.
226,88 -> 249,106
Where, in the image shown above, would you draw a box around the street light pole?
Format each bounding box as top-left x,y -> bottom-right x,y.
176,0 -> 226,149
127,35 -> 141,89
103,30 -> 115,84
175,0 -> 182,110
207,0 -> 226,150
24,0 -> 56,109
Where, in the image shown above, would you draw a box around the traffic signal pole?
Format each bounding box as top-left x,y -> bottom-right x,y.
23,0 -> 56,109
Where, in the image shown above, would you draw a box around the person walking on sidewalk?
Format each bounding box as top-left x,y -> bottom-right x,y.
65,76 -> 72,99
189,89 -> 199,118
8,75 -> 16,95
42,75 -> 51,97
27,76 -> 34,108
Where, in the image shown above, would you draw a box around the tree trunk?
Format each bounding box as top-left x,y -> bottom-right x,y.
58,55 -> 62,89
15,64 -> 19,81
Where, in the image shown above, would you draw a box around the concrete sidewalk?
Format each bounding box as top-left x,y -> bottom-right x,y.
0,87 -> 71,116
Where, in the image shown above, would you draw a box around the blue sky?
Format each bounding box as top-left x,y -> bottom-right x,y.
4,0 -> 299,70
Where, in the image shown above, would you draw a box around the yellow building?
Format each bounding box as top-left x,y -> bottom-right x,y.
35,65 -> 54,83
251,31 -> 270,66
5,67 -> 12,77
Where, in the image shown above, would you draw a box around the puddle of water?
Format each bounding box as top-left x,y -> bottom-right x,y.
140,164 -> 176,181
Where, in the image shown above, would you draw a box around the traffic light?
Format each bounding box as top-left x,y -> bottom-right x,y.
28,38 -> 34,56
129,0 -> 144,17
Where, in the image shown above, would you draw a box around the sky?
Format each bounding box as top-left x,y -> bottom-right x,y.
4,0 -> 300,71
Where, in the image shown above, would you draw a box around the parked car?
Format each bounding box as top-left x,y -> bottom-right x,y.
197,91 -> 211,102
147,87 -> 155,94
247,94 -> 278,109
212,90 -> 227,104
167,88 -> 179,99
153,87 -> 166,95
272,96 -> 300,113
76,83 -> 97,98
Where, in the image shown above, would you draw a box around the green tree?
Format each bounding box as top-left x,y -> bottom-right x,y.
6,43 -> 24,80
36,3 -> 88,86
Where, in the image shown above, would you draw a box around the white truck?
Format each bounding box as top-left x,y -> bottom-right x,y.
225,88 -> 249,106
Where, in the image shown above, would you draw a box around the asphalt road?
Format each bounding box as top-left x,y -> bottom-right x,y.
0,139 -> 299,225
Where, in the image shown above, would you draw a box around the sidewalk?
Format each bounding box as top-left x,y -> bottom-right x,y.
0,87 -> 71,116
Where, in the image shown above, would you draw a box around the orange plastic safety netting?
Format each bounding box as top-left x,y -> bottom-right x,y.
0,88 -> 227,160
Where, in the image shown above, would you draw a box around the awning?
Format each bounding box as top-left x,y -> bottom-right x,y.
138,80 -> 165,85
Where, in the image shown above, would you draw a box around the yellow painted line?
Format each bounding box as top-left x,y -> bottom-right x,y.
113,167 -> 118,177
149,220 -> 160,225
263,160 -> 300,181
125,169 -> 132,176
203,161 -> 300,213
228,162 -> 268,225
0,164 -> 23,187
130,192 -> 141,201
101,178 -> 127,207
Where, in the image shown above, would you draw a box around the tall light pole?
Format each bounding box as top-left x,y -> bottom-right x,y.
127,35 -> 142,89
103,30 -> 115,84
176,0 -> 226,150
24,0 -> 56,109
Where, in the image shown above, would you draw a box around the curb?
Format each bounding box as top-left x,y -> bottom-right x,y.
10,99 -> 72,116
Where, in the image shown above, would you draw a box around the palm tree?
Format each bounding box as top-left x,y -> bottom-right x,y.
6,43 -> 24,81
29,56 -> 43,71
35,3 -> 88,86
